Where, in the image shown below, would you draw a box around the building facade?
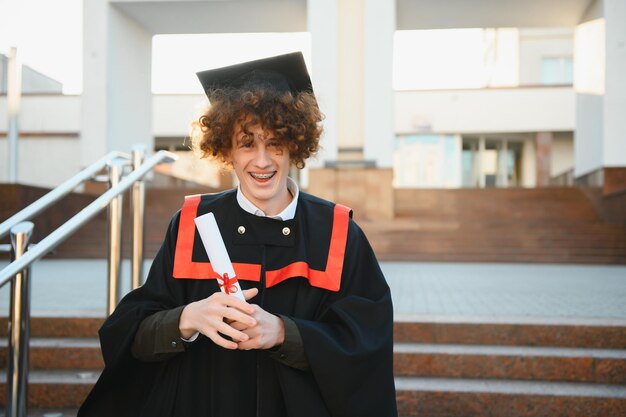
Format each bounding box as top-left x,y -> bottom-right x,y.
1,0 -> 625,217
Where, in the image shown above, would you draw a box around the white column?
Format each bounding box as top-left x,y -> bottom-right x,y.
497,139 -> 509,187
603,0 -> 626,167
521,139 -> 537,187
575,0 -> 626,177
470,141 -> 479,187
478,135 -> 486,188
337,0 -> 365,158
364,0 -> 395,168
6,47 -> 21,183
82,0 -> 153,168
307,0 -> 338,168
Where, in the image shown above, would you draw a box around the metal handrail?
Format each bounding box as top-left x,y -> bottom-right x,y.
0,150 -> 130,239
0,150 -> 177,288
6,222 -> 33,417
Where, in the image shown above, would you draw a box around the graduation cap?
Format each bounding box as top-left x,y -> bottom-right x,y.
196,51 -> 313,101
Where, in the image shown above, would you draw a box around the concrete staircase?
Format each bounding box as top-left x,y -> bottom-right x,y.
2,185 -> 625,264
394,319 -> 626,416
0,317 -> 102,413
365,188 -> 626,264
0,317 -> 624,416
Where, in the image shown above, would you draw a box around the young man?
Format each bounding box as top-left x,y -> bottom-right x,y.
78,52 -> 397,417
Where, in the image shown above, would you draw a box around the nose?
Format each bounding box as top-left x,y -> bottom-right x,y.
252,144 -> 272,168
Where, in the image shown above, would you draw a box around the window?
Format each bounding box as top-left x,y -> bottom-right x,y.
541,57 -> 573,85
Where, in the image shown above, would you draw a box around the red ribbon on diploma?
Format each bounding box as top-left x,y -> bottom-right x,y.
218,273 -> 239,295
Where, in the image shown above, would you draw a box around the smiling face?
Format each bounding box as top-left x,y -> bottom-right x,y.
228,122 -> 292,216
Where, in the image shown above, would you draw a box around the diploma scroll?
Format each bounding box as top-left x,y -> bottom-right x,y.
194,212 -> 245,301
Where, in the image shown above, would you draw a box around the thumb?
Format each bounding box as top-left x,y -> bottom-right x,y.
242,287 -> 259,301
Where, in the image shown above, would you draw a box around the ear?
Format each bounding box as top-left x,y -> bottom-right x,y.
223,152 -> 234,169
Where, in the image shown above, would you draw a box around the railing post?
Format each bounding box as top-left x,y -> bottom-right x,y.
107,158 -> 125,316
131,145 -> 146,290
7,221 -> 33,417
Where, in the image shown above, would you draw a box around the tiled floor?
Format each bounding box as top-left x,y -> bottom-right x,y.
0,259 -> 625,322
382,262 -> 626,322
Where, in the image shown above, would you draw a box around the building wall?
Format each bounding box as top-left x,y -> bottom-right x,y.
518,28 -> 574,85
551,134 -> 574,177
153,94 -> 206,137
395,86 -> 575,135
0,87 -> 576,189
0,54 -> 63,94
0,136 -> 81,187
0,95 -> 81,187
575,92 -> 604,176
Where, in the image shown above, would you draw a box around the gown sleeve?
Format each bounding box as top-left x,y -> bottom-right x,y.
78,212 -> 187,417
290,220 -> 398,417
130,306 -> 187,362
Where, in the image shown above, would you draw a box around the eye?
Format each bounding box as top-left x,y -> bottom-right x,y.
238,135 -> 254,148
267,141 -> 282,148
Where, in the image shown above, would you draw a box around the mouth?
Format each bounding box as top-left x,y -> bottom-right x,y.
249,172 -> 276,182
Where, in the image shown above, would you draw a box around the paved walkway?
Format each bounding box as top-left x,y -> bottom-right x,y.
0,260 -> 625,323
384,262 -> 626,324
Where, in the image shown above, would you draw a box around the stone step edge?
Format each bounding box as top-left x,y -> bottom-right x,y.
394,313 -> 626,327
394,343 -> 626,359
0,313 -> 623,326
0,338 -> 99,349
0,372 -> 625,400
0,369 -> 100,384
1,338 -> 623,360
394,377 -> 626,398
6,408 -> 79,417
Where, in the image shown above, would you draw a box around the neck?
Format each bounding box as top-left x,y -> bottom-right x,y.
264,188 -> 293,216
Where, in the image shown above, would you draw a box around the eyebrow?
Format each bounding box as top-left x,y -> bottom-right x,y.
237,131 -> 276,142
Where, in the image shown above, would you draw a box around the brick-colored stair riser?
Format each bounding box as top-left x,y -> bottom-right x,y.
381,253 -> 624,261
395,390 -> 626,417
394,322 -> 626,349
0,345 -> 103,370
394,351 -> 626,384
3,185 -> 626,264
1,318 -> 622,348
0,344 -> 622,385
394,188 -> 602,221
0,317 -> 104,338
0,383 -> 92,408
0,384 -> 625,414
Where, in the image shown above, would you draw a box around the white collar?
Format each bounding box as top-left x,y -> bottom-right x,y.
236,177 -> 299,220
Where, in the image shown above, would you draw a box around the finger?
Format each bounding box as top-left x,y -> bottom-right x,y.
222,307 -> 257,327
243,288 -> 259,301
229,321 -> 249,331
237,338 -> 259,351
204,330 -> 238,350
215,320 -> 250,343
216,293 -> 256,315
210,291 -> 252,309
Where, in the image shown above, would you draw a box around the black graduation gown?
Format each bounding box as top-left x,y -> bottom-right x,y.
78,190 -> 397,417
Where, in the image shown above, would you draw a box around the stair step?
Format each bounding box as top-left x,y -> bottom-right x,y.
395,377 -> 626,417
1,373 -> 624,414
0,317 -> 623,348
394,318 -> 626,348
0,370 -> 99,408
0,338 -> 102,370
0,337 -> 623,384
0,408 -> 79,417
394,343 -> 626,384
0,317 -> 104,338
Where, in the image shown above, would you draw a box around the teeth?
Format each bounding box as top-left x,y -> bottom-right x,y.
250,172 -> 274,179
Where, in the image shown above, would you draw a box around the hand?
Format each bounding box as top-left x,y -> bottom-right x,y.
179,288 -> 259,349
232,305 -> 285,350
